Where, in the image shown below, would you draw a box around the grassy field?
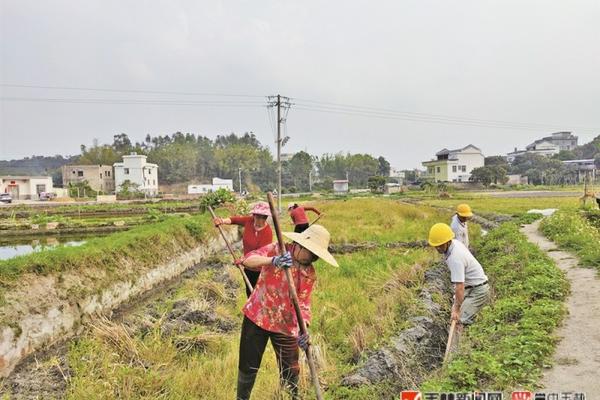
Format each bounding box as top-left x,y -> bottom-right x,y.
420,196 -> 580,216
1,195 -> 578,398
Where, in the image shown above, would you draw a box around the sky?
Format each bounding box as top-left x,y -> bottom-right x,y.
1,0 -> 599,169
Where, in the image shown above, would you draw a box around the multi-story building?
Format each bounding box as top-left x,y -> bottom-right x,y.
62,165 -> 115,193
113,153 -> 159,195
507,132 -> 578,162
422,145 -> 484,182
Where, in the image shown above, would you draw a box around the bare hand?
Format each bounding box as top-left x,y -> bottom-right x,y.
213,217 -> 224,226
451,308 -> 460,322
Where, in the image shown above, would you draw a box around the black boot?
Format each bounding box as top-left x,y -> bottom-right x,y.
236,370 -> 257,400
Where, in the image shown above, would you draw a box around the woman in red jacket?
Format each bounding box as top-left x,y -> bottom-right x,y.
287,202 -> 322,233
213,202 -> 273,297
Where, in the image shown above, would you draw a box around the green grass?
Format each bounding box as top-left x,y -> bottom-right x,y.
422,223 -> 569,391
422,197 -> 579,216
540,209 -> 600,270
0,213 -> 218,310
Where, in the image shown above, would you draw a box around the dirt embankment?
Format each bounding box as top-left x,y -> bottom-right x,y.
0,226 -> 239,378
341,262 -> 452,388
2,259 -> 241,399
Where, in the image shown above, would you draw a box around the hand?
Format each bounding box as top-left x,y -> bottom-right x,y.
451,307 -> 460,322
272,252 -> 293,269
213,217 -> 224,226
297,333 -> 310,351
234,258 -> 244,266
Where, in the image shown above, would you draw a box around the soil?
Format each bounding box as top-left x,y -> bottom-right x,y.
521,220 -> 600,393
0,256 -> 240,400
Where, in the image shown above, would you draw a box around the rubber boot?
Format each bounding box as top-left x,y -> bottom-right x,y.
236,370 -> 257,400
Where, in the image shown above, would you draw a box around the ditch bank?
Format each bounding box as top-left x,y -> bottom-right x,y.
0,223 -> 238,377
341,262 -> 452,388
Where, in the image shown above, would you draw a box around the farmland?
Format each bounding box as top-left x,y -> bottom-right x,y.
0,192 -> 591,398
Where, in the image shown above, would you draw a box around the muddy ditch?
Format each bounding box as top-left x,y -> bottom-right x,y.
341,262 -> 453,389
1,257 -> 241,399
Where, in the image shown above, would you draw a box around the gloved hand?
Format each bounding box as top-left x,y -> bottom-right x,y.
297,333 -> 310,351
272,252 -> 293,269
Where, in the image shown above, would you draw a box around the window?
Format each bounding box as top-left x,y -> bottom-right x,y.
72,170 -> 76,174
452,166 -> 457,173
436,167 -> 441,173
124,168 -> 129,175
108,171 -> 111,177
461,165 -> 467,172
77,171 -> 84,177
153,179 -> 156,185
100,174 -> 102,179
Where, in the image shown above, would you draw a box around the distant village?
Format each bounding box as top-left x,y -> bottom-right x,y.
0,131 -> 598,202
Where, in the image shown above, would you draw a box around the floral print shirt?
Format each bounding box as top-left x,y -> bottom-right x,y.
241,243 -> 316,337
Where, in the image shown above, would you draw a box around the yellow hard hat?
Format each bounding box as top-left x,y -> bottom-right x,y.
456,203 -> 473,218
428,223 -> 455,247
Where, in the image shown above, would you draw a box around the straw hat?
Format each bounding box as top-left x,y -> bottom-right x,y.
283,224 -> 339,267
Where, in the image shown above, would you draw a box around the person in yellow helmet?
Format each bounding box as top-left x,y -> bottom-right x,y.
428,223 -> 490,334
451,204 -> 473,248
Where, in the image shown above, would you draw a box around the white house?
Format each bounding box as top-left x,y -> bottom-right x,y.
0,176 -> 54,200
507,132 -> 577,162
113,153 -> 159,195
422,144 -> 484,182
188,177 -> 234,194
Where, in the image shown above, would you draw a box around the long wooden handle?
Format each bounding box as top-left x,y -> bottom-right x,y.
309,213 -> 323,227
443,319 -> 457,364
207,206 -> 253,293
267,192 -> 323,400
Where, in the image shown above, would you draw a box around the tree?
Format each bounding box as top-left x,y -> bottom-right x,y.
286,151 -> 313,192
368,175 -> 387,193
485,156 -> 508,167
377,156 -> 391,176
471,166 -> 508,186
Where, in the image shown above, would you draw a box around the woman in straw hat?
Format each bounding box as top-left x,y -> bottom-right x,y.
213,202 -> 273,297
234,224 -> 338,400
287,202 -> 322,233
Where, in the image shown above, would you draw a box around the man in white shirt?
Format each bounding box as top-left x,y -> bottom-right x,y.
428,223 -> 490,335
450,203 -> 473,248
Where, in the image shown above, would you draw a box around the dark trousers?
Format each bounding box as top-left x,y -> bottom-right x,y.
294,223 -> 309,233
244,268 -> 260,298
237,317 -> 300,400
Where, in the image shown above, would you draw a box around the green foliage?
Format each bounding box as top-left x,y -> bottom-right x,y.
470,166 -> 508,186
540,209 -> 600,269
199,188 -> 236,209
423,223 -> 569,391
367,175 -> 387,193
516,212 -> 544,224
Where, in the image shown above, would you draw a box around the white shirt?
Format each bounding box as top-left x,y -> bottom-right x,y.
444,240 -> 488,286
450,214 -> 469,248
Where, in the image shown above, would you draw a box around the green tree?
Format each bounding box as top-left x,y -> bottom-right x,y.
377,156 -> 391,176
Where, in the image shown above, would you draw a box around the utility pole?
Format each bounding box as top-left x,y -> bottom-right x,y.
277,94 -> 282,212
267,94 -> 291,212
238,167 -> 242,195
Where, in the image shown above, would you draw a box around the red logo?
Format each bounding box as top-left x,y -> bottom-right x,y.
401,391 -> 422,400
512,392 -> 532,400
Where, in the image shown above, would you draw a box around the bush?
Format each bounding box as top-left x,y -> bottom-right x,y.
540,209 -> 600,269
199,188 -> 236,210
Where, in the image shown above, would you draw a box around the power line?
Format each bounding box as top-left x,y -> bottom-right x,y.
292,104 -> 598,132
0,83 -> 264,98
293,98 -> 597,132
0,96 -> 265,107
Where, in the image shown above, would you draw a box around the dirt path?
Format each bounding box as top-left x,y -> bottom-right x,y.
521,221 -> 600,393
